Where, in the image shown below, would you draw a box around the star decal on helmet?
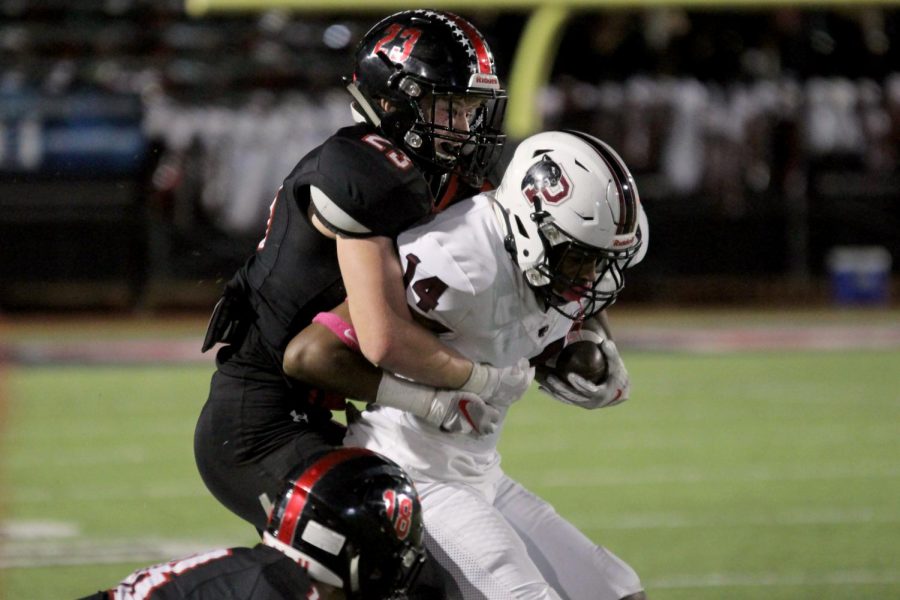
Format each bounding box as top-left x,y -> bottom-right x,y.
410,9 -> 491,75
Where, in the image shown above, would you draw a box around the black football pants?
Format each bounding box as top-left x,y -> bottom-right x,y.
194,369 -> 344,531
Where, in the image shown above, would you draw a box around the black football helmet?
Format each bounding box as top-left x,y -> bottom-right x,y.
348,10 -> 507,185
264,448 -> 425,599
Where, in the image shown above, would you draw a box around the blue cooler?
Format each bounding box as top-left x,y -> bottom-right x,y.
826,246 -> 892,305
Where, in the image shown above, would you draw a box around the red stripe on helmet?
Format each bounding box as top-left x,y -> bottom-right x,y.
444,13 -> 493,74
276,485 -> 307,546
276,448 -> 372,545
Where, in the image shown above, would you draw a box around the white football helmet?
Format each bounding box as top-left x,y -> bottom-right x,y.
494,130 -> 643,316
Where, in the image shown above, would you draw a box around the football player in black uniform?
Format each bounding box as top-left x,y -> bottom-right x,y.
79,449 -> 425,600
195,10 -> 530,533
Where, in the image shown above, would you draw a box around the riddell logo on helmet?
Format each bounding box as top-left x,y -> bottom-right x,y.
468,73 -> 499,89
613,236 -> 635,247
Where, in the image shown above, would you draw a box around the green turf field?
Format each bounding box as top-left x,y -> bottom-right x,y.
3,334 -> 899,598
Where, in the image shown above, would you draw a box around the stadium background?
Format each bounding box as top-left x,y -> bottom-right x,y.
1,1 -> 898,598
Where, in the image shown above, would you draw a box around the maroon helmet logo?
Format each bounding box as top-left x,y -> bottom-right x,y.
521,155 -> 571,205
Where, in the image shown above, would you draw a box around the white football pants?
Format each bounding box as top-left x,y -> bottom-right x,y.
416,475 -> 643,600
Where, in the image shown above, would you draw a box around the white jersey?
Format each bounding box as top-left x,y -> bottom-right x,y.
346,192 -> 646,599
345,193 -> 578,490
397,194 -> 577,368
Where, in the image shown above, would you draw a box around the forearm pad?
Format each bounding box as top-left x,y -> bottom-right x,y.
374,373 -> 434,418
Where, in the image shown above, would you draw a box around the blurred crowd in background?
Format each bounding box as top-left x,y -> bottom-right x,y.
1,0 -> 897,310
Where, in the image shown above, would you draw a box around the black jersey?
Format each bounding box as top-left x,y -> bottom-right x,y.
83,545 -> 315,600
196,122 -> 478,528
228,123 -> 433,368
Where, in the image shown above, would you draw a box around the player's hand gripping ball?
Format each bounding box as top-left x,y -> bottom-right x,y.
554,340 -> 608,384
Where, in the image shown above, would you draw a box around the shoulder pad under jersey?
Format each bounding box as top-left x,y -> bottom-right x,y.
303,125 -> 433,238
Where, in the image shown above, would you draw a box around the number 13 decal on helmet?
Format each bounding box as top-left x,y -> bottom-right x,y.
372,23 -> 422,64
383,489 -> 415,541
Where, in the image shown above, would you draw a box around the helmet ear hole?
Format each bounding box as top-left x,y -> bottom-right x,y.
513,215 -> 530,240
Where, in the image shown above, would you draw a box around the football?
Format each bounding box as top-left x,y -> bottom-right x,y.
554,340 -> 608,383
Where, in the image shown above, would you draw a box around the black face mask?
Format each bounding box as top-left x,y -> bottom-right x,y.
533,242 -> 633,320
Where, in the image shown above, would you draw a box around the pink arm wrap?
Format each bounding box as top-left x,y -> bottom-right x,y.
312,312 -> 360,352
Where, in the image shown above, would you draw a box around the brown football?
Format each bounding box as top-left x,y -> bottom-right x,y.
554,340 -> 608,383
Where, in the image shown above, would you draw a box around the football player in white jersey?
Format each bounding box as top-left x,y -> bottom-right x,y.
285,130 -> 649,599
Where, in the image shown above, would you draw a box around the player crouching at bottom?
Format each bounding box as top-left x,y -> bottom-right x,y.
77,449 -> 425,600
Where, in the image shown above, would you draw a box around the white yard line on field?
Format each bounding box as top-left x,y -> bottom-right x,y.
0,538 -> 225,569
10,484 -> 211,503
570,507 -> 900,531
0,521 -> 251,570
647,569 -> 900,589
534,462 -> 900,487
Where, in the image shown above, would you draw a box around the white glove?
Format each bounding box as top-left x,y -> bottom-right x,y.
537,341 -> 630,409
460,358 -> 534,408
375,374 -> 500,435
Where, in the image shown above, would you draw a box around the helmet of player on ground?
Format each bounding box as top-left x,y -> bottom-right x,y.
263,448 -> 425,599
347,9 -> 507,185
495,130 -> 643,318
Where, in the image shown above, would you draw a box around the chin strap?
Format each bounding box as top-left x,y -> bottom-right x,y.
492,198 -> 550,293
345,81 -> 382,128
261,532 -> 344,588
492,198 -> 517,255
